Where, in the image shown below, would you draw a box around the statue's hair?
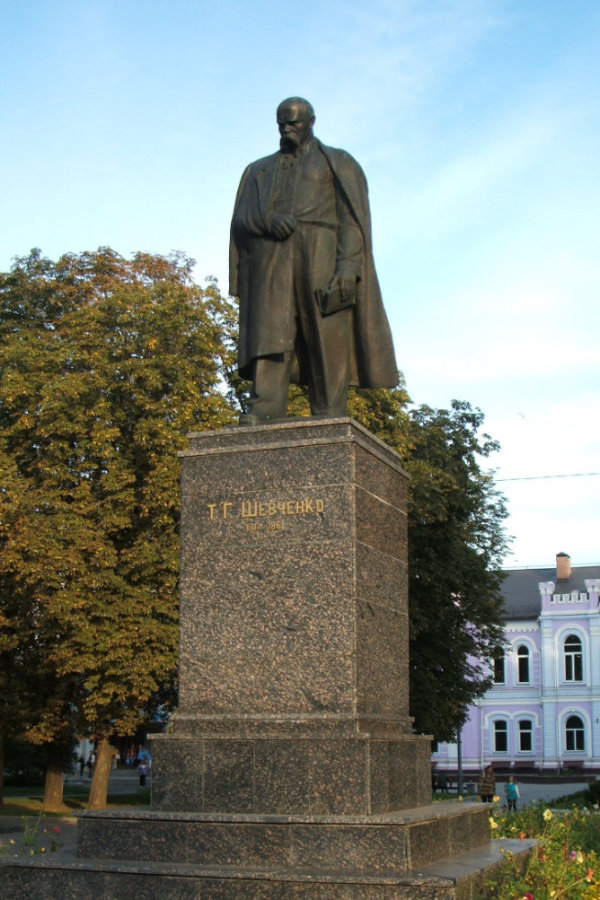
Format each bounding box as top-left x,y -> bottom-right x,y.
277,97 -> 315,120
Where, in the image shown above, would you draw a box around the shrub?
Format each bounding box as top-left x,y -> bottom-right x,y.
585,783 -> 600,807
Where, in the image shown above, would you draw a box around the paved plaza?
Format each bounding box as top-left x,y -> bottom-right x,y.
497,778 -> 592,808
450,776 -> 593,807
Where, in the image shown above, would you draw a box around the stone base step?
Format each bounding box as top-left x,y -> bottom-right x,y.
75,802 -> 490,873
1,839 -> 533,899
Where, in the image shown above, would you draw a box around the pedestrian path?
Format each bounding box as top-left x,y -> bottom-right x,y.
64,765 -> 151,794
439,778 -> 593,808
499,779 -> 590,808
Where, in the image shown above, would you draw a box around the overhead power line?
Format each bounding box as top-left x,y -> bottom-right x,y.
497,472 -> 600,483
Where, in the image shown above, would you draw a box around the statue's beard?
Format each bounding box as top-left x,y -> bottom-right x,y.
280,134 -> 300,152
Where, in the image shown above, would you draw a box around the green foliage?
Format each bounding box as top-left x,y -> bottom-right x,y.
406,401 -> 508,740
0,248 -> 236,751
489,806 -> 600,900
348,384 -> 413,458
2,737 -> 47,787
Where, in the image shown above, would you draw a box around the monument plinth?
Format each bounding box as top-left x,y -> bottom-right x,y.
151,418 -> 431,814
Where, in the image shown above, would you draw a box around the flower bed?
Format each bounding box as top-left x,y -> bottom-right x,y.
488,803 -> 600,900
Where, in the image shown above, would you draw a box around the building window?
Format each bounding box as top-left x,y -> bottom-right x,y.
564,635 -> 583,682
518,720 -> 533,752
565,715 -> 585,752
493,654 -> 505,684
493,720 -> 508,752
516,645 -> 530,683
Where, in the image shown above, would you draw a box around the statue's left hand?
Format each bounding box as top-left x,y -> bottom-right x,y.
329,270 -> 357,304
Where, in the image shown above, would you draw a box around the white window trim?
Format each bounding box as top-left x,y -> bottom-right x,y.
516,718 -> 534,754
515,643 -> 532,685
492,718 -> 509,754
561,710 -> 589,755
492,654 -> 506,685
561,632 -> 585,685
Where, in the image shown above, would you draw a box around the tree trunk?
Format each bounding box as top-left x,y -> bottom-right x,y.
43,765 -> 66,811
42,740 -> 67,811
88,738 -> 112,810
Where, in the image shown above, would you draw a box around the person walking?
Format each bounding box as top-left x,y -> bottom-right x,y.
138,761 -> 148,788
504,775 -> 520,811
478,764 -> 496,803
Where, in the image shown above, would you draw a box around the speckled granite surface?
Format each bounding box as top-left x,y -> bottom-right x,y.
153,418 -> 431,814
2,823 -> 528,900
74,803 -> 490,872
150,732 -> 431,815
177,419 -> 411,732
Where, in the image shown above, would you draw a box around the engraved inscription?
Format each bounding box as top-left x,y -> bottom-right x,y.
245,520 -> 285,533
241,499 -> 324,518
206,498 -> 325,524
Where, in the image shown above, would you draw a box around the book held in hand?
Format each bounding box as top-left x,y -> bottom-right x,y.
315,285 -> 356,317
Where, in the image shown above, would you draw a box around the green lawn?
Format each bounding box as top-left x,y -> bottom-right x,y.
0,785 -> 150,817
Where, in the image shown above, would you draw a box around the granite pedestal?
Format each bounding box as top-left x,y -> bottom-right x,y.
3,419 -> 504,898
153,418 -> 431,815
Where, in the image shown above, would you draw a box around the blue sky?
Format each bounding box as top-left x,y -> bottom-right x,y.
2,0 -> 599,568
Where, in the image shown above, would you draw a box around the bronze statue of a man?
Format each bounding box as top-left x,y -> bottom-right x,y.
229,97 -> 397,422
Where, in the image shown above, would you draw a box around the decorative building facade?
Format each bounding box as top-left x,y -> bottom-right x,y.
433,554 -> 600,773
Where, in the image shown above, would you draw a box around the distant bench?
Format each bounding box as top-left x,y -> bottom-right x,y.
432,775 -> 477,794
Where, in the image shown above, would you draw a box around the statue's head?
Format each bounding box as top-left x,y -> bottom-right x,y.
276,97 -> 315,151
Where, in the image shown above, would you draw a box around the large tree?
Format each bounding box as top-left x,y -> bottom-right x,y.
405,400 -> 508,742
0,248 -> 236,807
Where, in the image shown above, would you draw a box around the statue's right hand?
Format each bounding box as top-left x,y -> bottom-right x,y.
270,213 -> 297,240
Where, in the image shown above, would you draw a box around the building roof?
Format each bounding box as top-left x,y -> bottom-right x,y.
501,562 -> 599,620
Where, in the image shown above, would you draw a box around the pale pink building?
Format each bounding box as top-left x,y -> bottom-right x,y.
433,553 -> 600,775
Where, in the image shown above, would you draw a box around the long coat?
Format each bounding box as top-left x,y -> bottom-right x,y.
478,769 -> 496,797
229,140 -> 398,388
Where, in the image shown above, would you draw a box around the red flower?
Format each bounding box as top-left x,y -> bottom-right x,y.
586,868 -> 593,883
